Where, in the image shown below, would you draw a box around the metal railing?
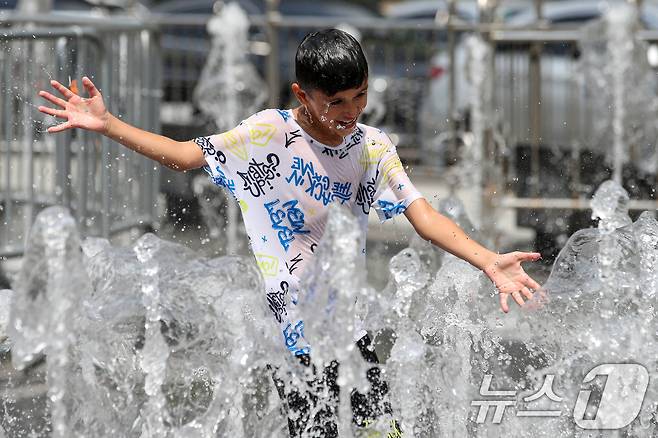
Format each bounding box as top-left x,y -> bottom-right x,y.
0,15 -> 161,258
487,28 -> 658,218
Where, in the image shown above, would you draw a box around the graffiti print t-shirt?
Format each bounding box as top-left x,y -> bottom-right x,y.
194,109 -> 424,356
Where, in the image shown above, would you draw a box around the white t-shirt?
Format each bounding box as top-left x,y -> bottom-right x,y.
195,108 -> 424,356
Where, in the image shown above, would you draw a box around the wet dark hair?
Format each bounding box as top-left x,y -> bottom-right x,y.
295,29 -> 368,96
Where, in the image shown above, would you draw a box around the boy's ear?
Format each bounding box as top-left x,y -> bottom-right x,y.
291,83 -> 309,106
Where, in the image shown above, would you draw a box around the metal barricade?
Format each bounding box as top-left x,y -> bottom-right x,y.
0,14 -> 161,258
489,29 -> 658,215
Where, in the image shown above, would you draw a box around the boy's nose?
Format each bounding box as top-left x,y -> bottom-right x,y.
344,106 -> 361,120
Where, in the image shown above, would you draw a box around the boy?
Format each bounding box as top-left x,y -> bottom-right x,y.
38,29 -> 541,437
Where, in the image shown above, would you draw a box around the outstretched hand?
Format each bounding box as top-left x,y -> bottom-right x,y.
38,77 -> 110,134
483,251 -> 542,313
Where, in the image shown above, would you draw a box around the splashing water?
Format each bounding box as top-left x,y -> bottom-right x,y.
4,181 -> 658,436
519,183 -> 658,436
134,234 -> 171,437
0,289 -> 12,354
0,288 -> 11,438
7,206 -> 87,437
462,35 -> 493,227
580,3 -> 658,177
362,180 -> 658,437
194,2 -> 267,131
193,173 -> 250,257
193,2 -> 265,255
591,180 -> 633,232
4,206 -> 289,437
590,180 -> 636,317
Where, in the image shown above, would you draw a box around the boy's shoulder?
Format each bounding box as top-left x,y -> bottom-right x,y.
235,109 -> 293,148
356,122 -> 396,151
241,108 -> 292,127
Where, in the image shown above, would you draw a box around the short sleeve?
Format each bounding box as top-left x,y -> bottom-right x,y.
370,139 -> 424,222
193,121 -> 252,198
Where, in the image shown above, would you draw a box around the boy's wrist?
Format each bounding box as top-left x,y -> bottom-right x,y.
476,250 -> 499,272
101,112 -> 115,137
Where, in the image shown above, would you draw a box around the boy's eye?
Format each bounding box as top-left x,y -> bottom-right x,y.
329,100 -> 341,106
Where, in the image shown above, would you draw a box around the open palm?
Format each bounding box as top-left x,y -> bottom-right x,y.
38,77 -> 110,134
483,251 -> 542,313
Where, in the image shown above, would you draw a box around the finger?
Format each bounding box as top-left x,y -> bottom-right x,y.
496,281 -> 519,294
82,76 -> 100,98
524,274 -> 542,291
47,122 -> 73,133
38,90 -> 67,108
520,286 -> 533,300
499,293 -> 510,313
517,252 -> 542,262
50,80 -> 77,99
512,291 -> 525,307
38,105 -> 67,119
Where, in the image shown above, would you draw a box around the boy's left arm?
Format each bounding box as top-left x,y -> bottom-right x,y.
404,198 -> 542,313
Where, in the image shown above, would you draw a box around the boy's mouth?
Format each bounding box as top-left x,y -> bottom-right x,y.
337,117 -> 357,129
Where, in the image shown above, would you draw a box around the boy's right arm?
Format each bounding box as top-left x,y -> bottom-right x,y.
37,77 -> 205,171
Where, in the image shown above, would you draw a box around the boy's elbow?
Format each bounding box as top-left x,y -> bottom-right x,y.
174,158 -> 193,171
170,162 -> 188,172
173,151 -> 205,172
181,158 -> 205,172
159,159 -> 186,172
179,140 -> 206,171
414,223 -> 433,242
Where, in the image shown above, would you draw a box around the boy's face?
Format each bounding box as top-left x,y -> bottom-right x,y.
295,79 -> 368,137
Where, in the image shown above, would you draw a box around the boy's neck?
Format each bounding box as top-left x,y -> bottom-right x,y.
292,106 -> 345,147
